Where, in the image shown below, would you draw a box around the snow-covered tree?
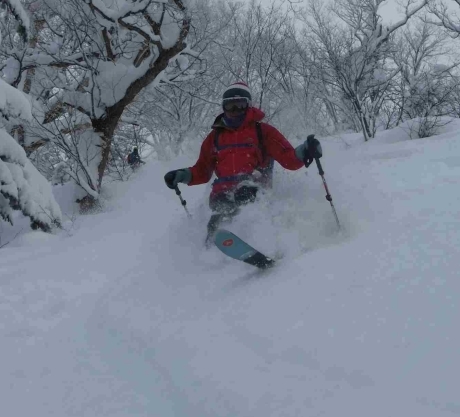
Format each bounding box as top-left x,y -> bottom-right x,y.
1,0 -> 193,206
447,74 -> 460,117
396,23 -> 455,114
0,0 -> 61,232
427,0 -> 460,38
301,0 -> 428,141
125,80 -> 217,159
216,0 -> 297,125
384,21 -> 460,137
119,0 -> 225,160
291,27 -> 360,135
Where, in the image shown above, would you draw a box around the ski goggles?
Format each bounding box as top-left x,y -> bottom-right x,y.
222,97 -> 249,112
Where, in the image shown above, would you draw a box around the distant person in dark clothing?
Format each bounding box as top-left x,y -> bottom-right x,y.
127,147 -> 144,168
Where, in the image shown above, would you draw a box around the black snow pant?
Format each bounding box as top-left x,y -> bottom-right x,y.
205,186 -> 258,247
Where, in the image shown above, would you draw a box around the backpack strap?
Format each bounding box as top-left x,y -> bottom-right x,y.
256,122 -> 274,168
255,122 -> 265,160
213,128 -> 221,151
255,122 -> 274,188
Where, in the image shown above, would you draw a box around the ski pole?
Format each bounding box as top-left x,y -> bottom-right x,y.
174,185 -> 192,218
305,156 -> 341,231
313,157 -> 341,231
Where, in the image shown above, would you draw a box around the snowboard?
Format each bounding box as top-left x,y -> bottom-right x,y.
214,229 -> 276,269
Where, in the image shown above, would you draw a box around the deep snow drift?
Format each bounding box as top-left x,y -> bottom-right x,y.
1,121 -> 459,416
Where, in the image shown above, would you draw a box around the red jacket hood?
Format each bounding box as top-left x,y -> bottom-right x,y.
212,107 -> 266,130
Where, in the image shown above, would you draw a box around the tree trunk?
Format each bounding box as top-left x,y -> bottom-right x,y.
92,109 -> 122,191
91,43 -> 187,190
351,96 -> 373,141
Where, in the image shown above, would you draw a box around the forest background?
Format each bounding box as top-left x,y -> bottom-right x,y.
1,0 -> 460,233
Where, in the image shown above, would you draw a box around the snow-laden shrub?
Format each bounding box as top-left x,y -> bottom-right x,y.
0,1 -> 61,232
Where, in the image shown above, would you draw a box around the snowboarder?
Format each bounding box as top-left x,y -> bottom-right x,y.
164,81 -> 322,245
127,147 -> 144,168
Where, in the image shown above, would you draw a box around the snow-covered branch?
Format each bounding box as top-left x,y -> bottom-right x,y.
0,2 -> 61,231
425,0 -> 460,38
0,0 -> 195,202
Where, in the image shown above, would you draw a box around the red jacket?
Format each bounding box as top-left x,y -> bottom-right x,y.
188,107 -> 303,195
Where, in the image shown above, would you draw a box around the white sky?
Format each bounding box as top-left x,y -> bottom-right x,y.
378,0 -> 425,23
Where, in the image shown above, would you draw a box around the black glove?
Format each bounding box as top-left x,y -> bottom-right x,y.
295,134 -> 322,166
306,134 -> 322,160
164,169 -> 192,189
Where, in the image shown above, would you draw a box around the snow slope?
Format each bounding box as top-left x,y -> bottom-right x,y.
1,121 -> 460,417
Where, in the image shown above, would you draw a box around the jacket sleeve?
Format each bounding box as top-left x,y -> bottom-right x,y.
188,132 -> 216,185
262,123 -> 304,170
